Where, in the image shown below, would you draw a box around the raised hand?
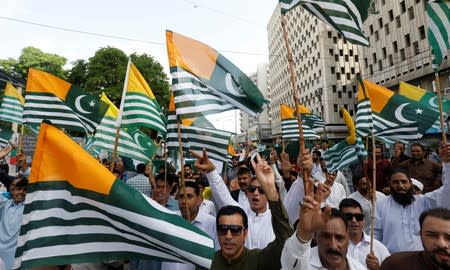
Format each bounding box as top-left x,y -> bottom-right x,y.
440,142 -> 450,163
251,153 -> 278,201
191,149 -> 216,173
280,152 -> 292,175
297,148 -> 313,174
297,194 -> 331,242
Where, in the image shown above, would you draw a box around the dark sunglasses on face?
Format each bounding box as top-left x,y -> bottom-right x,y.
217,224 -> 244,236
248,185 -> 264,194
343,213 -> 364,221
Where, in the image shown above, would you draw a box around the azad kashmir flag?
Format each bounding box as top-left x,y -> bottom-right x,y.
0,82 -> 24,124
166,30 -> 269,119
358,80 -> 442,136
94,93 -> 157,163
13,123 -> 214,270
166,94 -> 232,171
356,79 -> 420,144
297,104 -> 325,129
399,81 -> 450,115
280,104 -> 320,140
279,0 -> 370,46
323,107 -> 367,172
121,61 -> 167,136
0,123 -> 13,148
426,0 -> 450,71
24,68 -> 108,134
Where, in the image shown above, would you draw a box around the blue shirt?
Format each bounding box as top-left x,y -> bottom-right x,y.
0,194 -> 24,270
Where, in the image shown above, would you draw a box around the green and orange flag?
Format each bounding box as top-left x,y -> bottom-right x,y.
399,81 -> 450,114
14,123 -> 215,270
23,68 -> 108,134
280,104 -> 320,140
0,82 -> 24,124
358,80 -> 442,135
120,62 -> 167,136
166,30 -> 269,119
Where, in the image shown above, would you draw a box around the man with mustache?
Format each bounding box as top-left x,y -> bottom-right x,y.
375,143 -> 450,254
380,207 -> 450,270
281,187 -> 366,269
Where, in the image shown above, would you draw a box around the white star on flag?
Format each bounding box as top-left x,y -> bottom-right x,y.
415,108 -> 423,115
89,100 -> 96,107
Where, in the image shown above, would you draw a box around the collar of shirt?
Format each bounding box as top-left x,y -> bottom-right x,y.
247,206 -> 270,218
351,232 -> 371,247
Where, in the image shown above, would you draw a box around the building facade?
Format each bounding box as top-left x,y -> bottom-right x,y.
267,4 -> 361,140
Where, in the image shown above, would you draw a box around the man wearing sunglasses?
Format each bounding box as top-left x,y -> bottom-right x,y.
339,198 -> 390,270
193,150 -> 293,269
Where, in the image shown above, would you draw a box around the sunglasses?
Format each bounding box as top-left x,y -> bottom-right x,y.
343,213 -> 364,221
217,224 -> 244,236
248,185 -> 264,194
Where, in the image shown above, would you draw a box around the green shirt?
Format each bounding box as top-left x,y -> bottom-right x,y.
211,199 -> 293,270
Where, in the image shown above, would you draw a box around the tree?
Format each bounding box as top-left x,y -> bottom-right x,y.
0,46 -> 67,80
84,47 -> 128,104
67,59 -> 88,88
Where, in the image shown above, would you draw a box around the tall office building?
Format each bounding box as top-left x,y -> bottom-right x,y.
361,0 -> 450,92
239,62 -> 272,143
267,4 -> 362,139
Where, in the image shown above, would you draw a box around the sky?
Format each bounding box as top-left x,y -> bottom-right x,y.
0,0 -> 278,133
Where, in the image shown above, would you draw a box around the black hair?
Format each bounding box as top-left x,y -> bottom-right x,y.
180,181 -> 200,196
184,164 -> 192,169
155,173 -> 178,186
321,207 -> 348,230
13,175 -> 28,189
339,198 -> 363,214
312,150 -> 322,157
352,173 -> 365,188
136,163 -> 146,174
410,142 -> 425,151
419,208 -> 450,230
237,167 -> 251,176
390,167 -> 411,180
216,205 -> 248,229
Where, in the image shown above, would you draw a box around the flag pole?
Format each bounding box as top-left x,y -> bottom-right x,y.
18,124 -> 24,154
110,58 -> 132,172
177,120 -> 191,222
434,73 -> 448,143
370,132 -> 376,252
280,14 -> 311,194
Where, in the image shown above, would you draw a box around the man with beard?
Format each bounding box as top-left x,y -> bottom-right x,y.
349,175 -> 386,234
400,142 -> 442,193
375,143 -> 450,254
380,208 -> 450,270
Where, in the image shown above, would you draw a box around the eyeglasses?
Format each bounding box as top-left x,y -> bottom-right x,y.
248,185 -> 264,194
217,224 -> 244,236
343,213 -> 364,221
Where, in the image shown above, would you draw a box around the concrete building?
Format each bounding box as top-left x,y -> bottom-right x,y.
238,62 -> 272,143
267,4 -> 361,140
361,0 -> 450,93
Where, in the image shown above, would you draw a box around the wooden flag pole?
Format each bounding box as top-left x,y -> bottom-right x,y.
18,124 -> 24,154
281,14 -> 311,194
370,132 -> 376,252
434,73 -> 448,143
177,120 -> 191,222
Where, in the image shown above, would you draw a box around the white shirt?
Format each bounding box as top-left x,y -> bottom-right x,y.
312,170 -> 351,196
348,191 -> 386,234
161,209 -> 218,270
281,234 -> 367,270
199,199 -> 216,217
206,170 -> 274,249
322,181 -> 346,209
375,163 -> 450,254
348,232 -> 390,268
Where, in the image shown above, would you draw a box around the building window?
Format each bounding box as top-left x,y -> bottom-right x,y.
336,73 -> 341,80
400,49 -> 406,61
334,104 -> 338,112
332,85 -> 337,92
329,49 -> 334,56
331,67 -> 335,74
385,24 -> 390,35
343,86 -> 347,92
375,31 -> 379,41
349,49 -> 353,56
382,47 -> 387,59
333,36 -> 337,43
378,18 -> 383,28
373,53 -> 377,63
405,34 -> 411,47
400,1 -> 406,13
389,10 -> 394,21
389,54 -> 394,66
339,49 -> 344,56
408,7 -> 415,19
369,25 -> 374,35
355,55 -> 359,62
419,25 -> 426,39
369,65 -> 373,75
393,41 -> 398,53
335,55 -> 339,61
338,91 -> 342,99
345,55 -> 349,61
348,91 -> 353,98
396,16 -> 401,28
346,73 -> 351,80
378,60 -> 383,71
328,31 -> 332,38
414,41 -> 420,55
351,67 -> 355,74
364,57 -> 368,68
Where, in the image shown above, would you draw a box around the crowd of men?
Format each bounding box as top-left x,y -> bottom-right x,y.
0,140 -> 449,270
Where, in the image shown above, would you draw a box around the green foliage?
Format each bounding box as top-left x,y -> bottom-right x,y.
67,59 -> 88,88
0,46 -> 67,80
